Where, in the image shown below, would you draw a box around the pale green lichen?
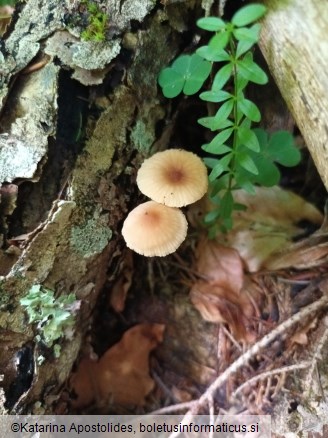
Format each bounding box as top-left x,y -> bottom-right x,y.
131,119 -> 154,154
70,212 -> 112,258
20,284 -> 78,355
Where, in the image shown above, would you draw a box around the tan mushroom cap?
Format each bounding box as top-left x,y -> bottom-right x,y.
122,201 -> 188,257
136,149 -> 208,207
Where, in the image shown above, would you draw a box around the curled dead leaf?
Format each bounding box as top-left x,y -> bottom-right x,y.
71,323 -> 165,409
190,187 -> 323,272
190,239 -> 257,342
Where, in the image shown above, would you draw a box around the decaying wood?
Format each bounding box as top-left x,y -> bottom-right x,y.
259,0 -> 328,189
0,0 -> 191,413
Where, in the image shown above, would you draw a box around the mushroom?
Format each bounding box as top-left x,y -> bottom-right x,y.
122,201 -> 188,257
136,149 -> 208,207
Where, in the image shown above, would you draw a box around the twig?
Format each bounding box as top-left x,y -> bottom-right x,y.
304,314 -> 328,398
221,324 -> 243,352
168,294 -> 328,438
150,401 -> 196,415
232,362 -> 311,398
152,371 -> 179,404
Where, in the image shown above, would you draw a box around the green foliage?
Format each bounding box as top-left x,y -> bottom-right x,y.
0,0 -> 16,6
20,285 -> 78,357
158,54 -> 211,98
158,3 -> 301,232
80,0 -> 108,42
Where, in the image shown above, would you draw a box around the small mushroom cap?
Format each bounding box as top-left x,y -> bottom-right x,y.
136,149 -> 208,207
122,201 -> 188,257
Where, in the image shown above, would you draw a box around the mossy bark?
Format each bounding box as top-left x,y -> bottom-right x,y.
0,0 -> 198,413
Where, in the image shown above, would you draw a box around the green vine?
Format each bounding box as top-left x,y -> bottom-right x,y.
158,4 -> 301,233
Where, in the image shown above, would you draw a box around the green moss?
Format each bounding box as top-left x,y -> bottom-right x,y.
70,212 -> 112,258
65,0 -> 108,42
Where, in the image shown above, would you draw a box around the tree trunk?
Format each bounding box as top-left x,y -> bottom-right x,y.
259,0 -> 328,189
0,0 -> 200,413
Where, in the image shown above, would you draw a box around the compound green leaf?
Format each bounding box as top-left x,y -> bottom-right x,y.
158,68 -> 184,98
267,131 -> 301,166
253,127 -> 268,147
183,54 -> 212,95
208,127 -> 234,149
236,39 -> 256,58
238,98 -> 261,122
220,190 -> 234,219
238,179 -> 256,194
203,142 -> 232,155
236,74 -> 249,92
237,126 -> 260,151
209,31 -> 230,50
237,58 -> 268,84
252,155 -> 280,186
233,23 -> 261,42
197,45 -> 230,62
158,54 -> 211,97
170,55 -> 190,74
197,16 -> 226,31
212,63 -> 233,90
198,117 -> 233,131
200,89 -> 232,103
232,4 -> 266,27
209,153 -> 233,181
204,209 -> 221,223
214,99 -> 234,125
236,151 -> 258,175
203,157 -> 220,169
210,174 -> 230,196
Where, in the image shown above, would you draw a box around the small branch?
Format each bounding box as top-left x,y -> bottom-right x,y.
168,294 -> 328,438
150,401 -> 197,415
304,314 -> 328,397
232,361 -> 311,398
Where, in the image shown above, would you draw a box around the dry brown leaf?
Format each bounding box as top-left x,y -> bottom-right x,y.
288,318 -> 317,348
190,239 -> 257,342
70,358 -> 98,408
190,186 -> 323,272
70,323 -> 165,409
264,232 -> 328,270
96,323 -> 165,406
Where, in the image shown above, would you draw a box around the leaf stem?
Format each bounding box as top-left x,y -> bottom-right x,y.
228,38 -> 238,192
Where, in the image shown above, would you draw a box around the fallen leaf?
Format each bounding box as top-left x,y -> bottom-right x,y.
70,358 -> 98,408
190,186 -> 323,272
71,323 -> 165,409
190,239 -> 257,342
96,323 -> 165,406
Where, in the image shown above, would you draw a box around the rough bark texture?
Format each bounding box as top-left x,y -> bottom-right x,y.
259,0 -> 328,189
0,0 -> 199,413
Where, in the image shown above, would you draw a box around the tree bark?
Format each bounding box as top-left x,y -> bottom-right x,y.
259,0 -> 328,189
0,0 -> 198,413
